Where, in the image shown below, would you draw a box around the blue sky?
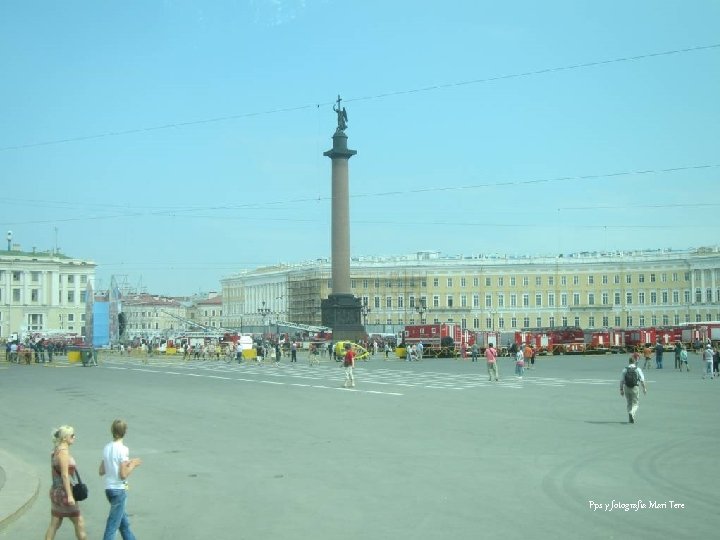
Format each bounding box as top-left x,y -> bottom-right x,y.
1,0 -> 719,296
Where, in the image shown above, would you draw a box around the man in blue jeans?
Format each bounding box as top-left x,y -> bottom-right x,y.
654,340 -> 664,369
99,419 -> 142,540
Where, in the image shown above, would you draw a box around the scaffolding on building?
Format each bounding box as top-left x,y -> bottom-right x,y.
287,270 -> 324,327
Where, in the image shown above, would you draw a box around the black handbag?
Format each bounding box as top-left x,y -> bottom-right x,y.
71,469 -> 89,501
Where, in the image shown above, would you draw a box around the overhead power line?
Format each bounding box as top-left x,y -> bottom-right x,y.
345,43 -> 720,104
1,43 -> 718,152
2,162 -> 718,227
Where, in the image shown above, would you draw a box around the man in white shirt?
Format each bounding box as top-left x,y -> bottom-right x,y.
702,343 -> 715,379
99,419 -> 142,540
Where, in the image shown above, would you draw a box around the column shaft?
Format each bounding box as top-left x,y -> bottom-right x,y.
331,158 -> 351,294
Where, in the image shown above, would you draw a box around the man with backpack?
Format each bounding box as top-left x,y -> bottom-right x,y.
620,356 -> 647,424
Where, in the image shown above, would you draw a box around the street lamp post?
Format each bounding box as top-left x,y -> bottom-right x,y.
257,302 -> 271,336
416,304 -> 427,324
361,299 -> 372,327
6,230 -> 12,252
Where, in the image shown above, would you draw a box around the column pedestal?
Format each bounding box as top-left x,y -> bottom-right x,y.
321,293 -> 365,342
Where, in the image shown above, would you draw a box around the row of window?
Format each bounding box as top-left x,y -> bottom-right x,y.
0,270 -> 88,284
125,321 -> 220,330
359,288 -> 720,310
0,289 -> 87,303
126,309 -> 222,318
4,312 -> 84,332
372,312 -> 720,330
348,272 -> 696,290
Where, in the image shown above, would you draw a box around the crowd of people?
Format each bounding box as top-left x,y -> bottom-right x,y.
4,339 -> 71,364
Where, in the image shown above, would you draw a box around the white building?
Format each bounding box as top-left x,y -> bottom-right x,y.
0,246 -> 96,340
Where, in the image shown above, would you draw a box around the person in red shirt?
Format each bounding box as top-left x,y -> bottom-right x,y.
343,343 -> 356,388
485,342 -> 499,382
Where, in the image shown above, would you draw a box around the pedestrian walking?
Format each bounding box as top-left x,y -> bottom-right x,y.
523,343 -> 533,369
702,343 -> 714,379
530,344 -> 536,368
674,341 -> 682,370
290,341 -> 297,362
655,340 -> 664,369
99,419 -> 142,540
485,342 -> 499,381
515,345 -> 525,379
642,344 -> 653,369
45,425 -> 87,540
620,356 -> 647,423
713,346 -> 720,378
343,342 -> 355,388
680,344 -> 690,372
470,342 -> 479,362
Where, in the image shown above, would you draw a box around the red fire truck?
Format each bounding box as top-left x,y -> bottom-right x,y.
623,328 -> 657,351
681,322 -> 720,348
515,327 -> 585,354
473,331 -> 501,352
584,328 -> 625,353
655,327 -> 683,348
402,324 -> 471,357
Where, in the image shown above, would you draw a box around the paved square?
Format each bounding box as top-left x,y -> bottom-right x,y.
1,352 -> 717,539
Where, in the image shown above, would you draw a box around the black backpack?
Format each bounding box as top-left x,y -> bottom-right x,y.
624,365 -> 639,387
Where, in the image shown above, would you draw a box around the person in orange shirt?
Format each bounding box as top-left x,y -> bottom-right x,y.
523,343 -> 533,369
642,344 -> 653,369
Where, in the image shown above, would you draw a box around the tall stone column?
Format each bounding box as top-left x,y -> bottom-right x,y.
321,97 -> 364,341
327,130 -> 354,294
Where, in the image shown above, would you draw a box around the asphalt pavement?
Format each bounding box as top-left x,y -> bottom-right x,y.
1,350 -> 717,539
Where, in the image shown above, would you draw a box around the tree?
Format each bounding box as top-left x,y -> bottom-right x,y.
118,312 -> 127,338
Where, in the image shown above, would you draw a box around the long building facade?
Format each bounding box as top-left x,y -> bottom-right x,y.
0,247 -> 96,339
221,247 -> 720,334
121,293 -> 223,340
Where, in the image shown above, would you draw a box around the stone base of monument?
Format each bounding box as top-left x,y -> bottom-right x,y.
321,294 -> 366,342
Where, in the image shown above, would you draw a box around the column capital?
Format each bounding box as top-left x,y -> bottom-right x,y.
323,131 -> 357,160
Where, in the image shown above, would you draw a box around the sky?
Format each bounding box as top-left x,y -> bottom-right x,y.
1,0 -> 719,296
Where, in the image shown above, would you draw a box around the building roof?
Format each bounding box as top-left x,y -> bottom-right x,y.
195,296 -> 222,306
122,294 -> 183,307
